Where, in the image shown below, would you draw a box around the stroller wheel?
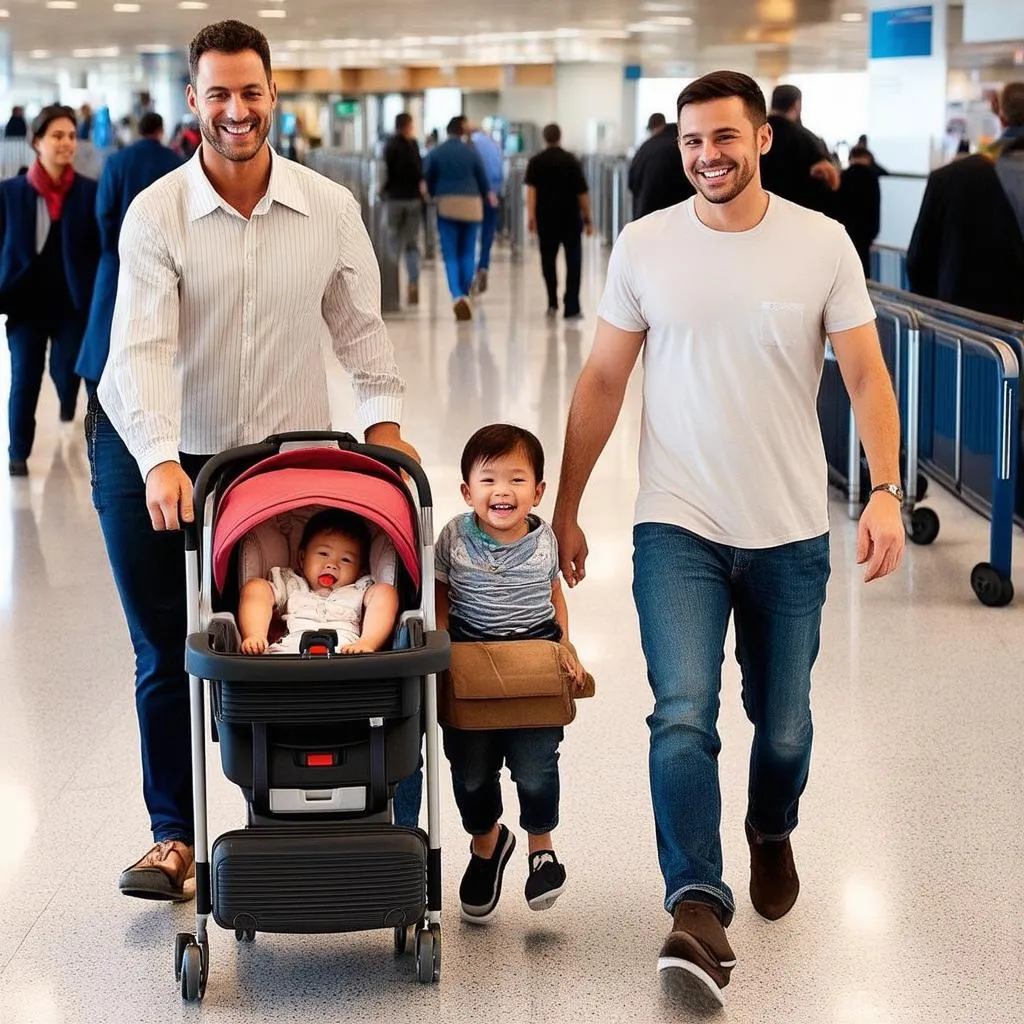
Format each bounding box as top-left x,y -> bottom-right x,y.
394,925 -> 409,955
415,926 -> 440,984
235,928 -> 256,943
180,943 -> 204,1002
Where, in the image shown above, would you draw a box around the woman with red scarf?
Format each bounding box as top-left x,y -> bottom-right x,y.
0,105 -> 99,475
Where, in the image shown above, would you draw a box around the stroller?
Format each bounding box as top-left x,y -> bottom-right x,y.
175,431 -> 449,1002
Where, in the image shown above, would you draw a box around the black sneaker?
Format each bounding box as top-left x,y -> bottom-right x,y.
8,460 -> 28,477
525,850 -> 566,911
459,825 -> 516,924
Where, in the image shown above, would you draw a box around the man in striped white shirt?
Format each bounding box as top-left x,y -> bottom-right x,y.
90,20 -> 416,901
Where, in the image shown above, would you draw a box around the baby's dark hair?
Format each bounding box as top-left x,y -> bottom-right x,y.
460,424 -> 545,483
299,508 -> 371,555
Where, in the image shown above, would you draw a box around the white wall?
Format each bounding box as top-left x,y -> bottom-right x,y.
962,0 -> 1024,42
497,86 -> 556,136
554,62 -> 624,154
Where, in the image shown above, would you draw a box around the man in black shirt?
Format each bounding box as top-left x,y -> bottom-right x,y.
525,123 -> 592,319
628,112 -> 695,219
837,145 -> 881,276
760,84 -> 839,215
382,112 -> 425,305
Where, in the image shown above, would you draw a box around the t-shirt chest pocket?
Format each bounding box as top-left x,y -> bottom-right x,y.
759,301 -> 805,348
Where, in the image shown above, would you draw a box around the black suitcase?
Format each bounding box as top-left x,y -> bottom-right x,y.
211,823 -> 427,935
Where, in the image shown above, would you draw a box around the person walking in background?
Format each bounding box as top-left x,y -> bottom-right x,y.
907,81 -> 1024,321
837,145 -> 881,277
0,105 -> 99,476
760,84 -> 839,215
470,124 -> 504,295
383,112 -> 425,307
77,111 -> 182,388
628,112 -> 695,220
77,104 -> 94,141
4,106 -> 28,139
525,123 -> 592,321
425,115 -> 494,322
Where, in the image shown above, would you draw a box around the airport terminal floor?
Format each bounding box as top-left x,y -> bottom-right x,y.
0,240 -> 1021,1024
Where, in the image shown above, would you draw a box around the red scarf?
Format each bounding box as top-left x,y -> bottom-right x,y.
26,161 -> 75,221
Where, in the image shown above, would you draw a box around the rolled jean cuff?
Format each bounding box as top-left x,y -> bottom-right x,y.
667,883 -> 735,925
521,816 -> 558,836
746,817 -> 796,843
154,830 -> 194,845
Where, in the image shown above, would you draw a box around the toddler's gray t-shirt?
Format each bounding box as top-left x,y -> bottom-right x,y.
435,512 -> 558,636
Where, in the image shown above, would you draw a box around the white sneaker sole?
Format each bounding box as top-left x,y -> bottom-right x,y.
527,880 -> 566,911
657,957 -> 726,1009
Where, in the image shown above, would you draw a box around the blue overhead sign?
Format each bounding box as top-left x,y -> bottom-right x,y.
624,64 -> 643,80
870,6 -> 934,59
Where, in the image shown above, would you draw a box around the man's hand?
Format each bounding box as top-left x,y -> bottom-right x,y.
810,158 -> 840,191
559,643 -> 587,691
528,216 -> 537,235
487,190 -> 499,208
145,461 -> 194,531
340,640 -> 375,654
553,516 -> 589,588
857,493 -> 906,582
364,422 -> 421,465
583,219 -> 594,237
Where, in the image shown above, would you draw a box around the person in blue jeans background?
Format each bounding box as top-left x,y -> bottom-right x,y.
469,125 -> 504,296
552,70 -> 906,1008
424,115 -> 495,322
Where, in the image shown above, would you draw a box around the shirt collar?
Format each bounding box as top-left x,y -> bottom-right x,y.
185,144 -> 310,222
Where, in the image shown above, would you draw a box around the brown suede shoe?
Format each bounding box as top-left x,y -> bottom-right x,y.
407,282 -> 419,305
658,900 -> 736,1008
118,840 -> 195,902
747,822 -> 799,920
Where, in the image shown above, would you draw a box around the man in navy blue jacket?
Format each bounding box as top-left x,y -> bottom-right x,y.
77,113 -> 182,386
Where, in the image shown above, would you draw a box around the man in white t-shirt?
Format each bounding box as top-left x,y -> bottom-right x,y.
551,71 -> 905,1007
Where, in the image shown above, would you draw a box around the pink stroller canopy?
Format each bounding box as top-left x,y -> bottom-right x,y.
211,448 -> 421,593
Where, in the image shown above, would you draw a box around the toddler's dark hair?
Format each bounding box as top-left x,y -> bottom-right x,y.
460,424 -> 545,483
299,508 -> 371,555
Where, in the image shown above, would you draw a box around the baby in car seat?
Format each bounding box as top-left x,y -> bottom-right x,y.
239,508 -> 399,655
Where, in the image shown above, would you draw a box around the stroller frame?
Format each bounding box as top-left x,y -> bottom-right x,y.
175,431 -> 447,1001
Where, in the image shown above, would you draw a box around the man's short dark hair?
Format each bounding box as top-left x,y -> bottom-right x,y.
542,123 -> 562,145
138,112 -> 164,137
647,112 -> 667,131
771,84 -> 802,114
395,112 -> 413,132
1001,82 -> 1024,128
677,71 -> 768,128
189,20 -> 272,87
299,508 -> 371,555
460,424 -> 545,483
446,115 -> 467,137
848,144 -> 871,161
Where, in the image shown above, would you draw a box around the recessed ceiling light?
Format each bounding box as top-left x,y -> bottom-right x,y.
840,11 -> 863,22
0,9 -> 9,16
258,8 -> 286,16
177,1 -> 207,8
642,1 -> 685,9
136,43 -> 174,53
113,3 -> 140,10
46,1 -> 77,8
30,49 -> 49,58
654,15 -> 693,25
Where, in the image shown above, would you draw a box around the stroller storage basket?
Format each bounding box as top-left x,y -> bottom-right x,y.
212,824 -> 427,934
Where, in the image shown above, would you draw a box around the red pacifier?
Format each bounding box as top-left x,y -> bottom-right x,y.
318,573 -> 337,588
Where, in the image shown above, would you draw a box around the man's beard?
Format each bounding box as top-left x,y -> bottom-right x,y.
688,157 -> 756,205
198,113 -> 271,163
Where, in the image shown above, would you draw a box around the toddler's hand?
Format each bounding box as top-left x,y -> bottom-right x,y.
340,640 -> 376,654
241,635 -> 268,655
560,645 -> 587,691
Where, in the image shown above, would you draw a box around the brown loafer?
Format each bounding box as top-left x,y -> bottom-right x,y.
118,840 -> 195,902
747,822 -> 799,920
658,900 -> 736,1008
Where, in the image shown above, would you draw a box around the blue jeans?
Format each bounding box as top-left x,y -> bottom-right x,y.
632,523 -> 830,921
436,215 -> 480,301
6,312 -> 85,460
477,203 -> 498,271
86,392 -> 209,844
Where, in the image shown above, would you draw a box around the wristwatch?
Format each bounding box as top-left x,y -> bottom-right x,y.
870,482 -> 904,502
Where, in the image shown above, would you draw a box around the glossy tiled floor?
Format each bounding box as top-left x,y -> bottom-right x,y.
1,239 -> 1022,1024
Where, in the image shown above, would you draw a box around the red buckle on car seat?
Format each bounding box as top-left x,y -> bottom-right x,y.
305,752 -> 334,767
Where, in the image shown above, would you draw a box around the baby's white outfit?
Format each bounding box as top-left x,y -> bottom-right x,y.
268,567 -> 374,653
